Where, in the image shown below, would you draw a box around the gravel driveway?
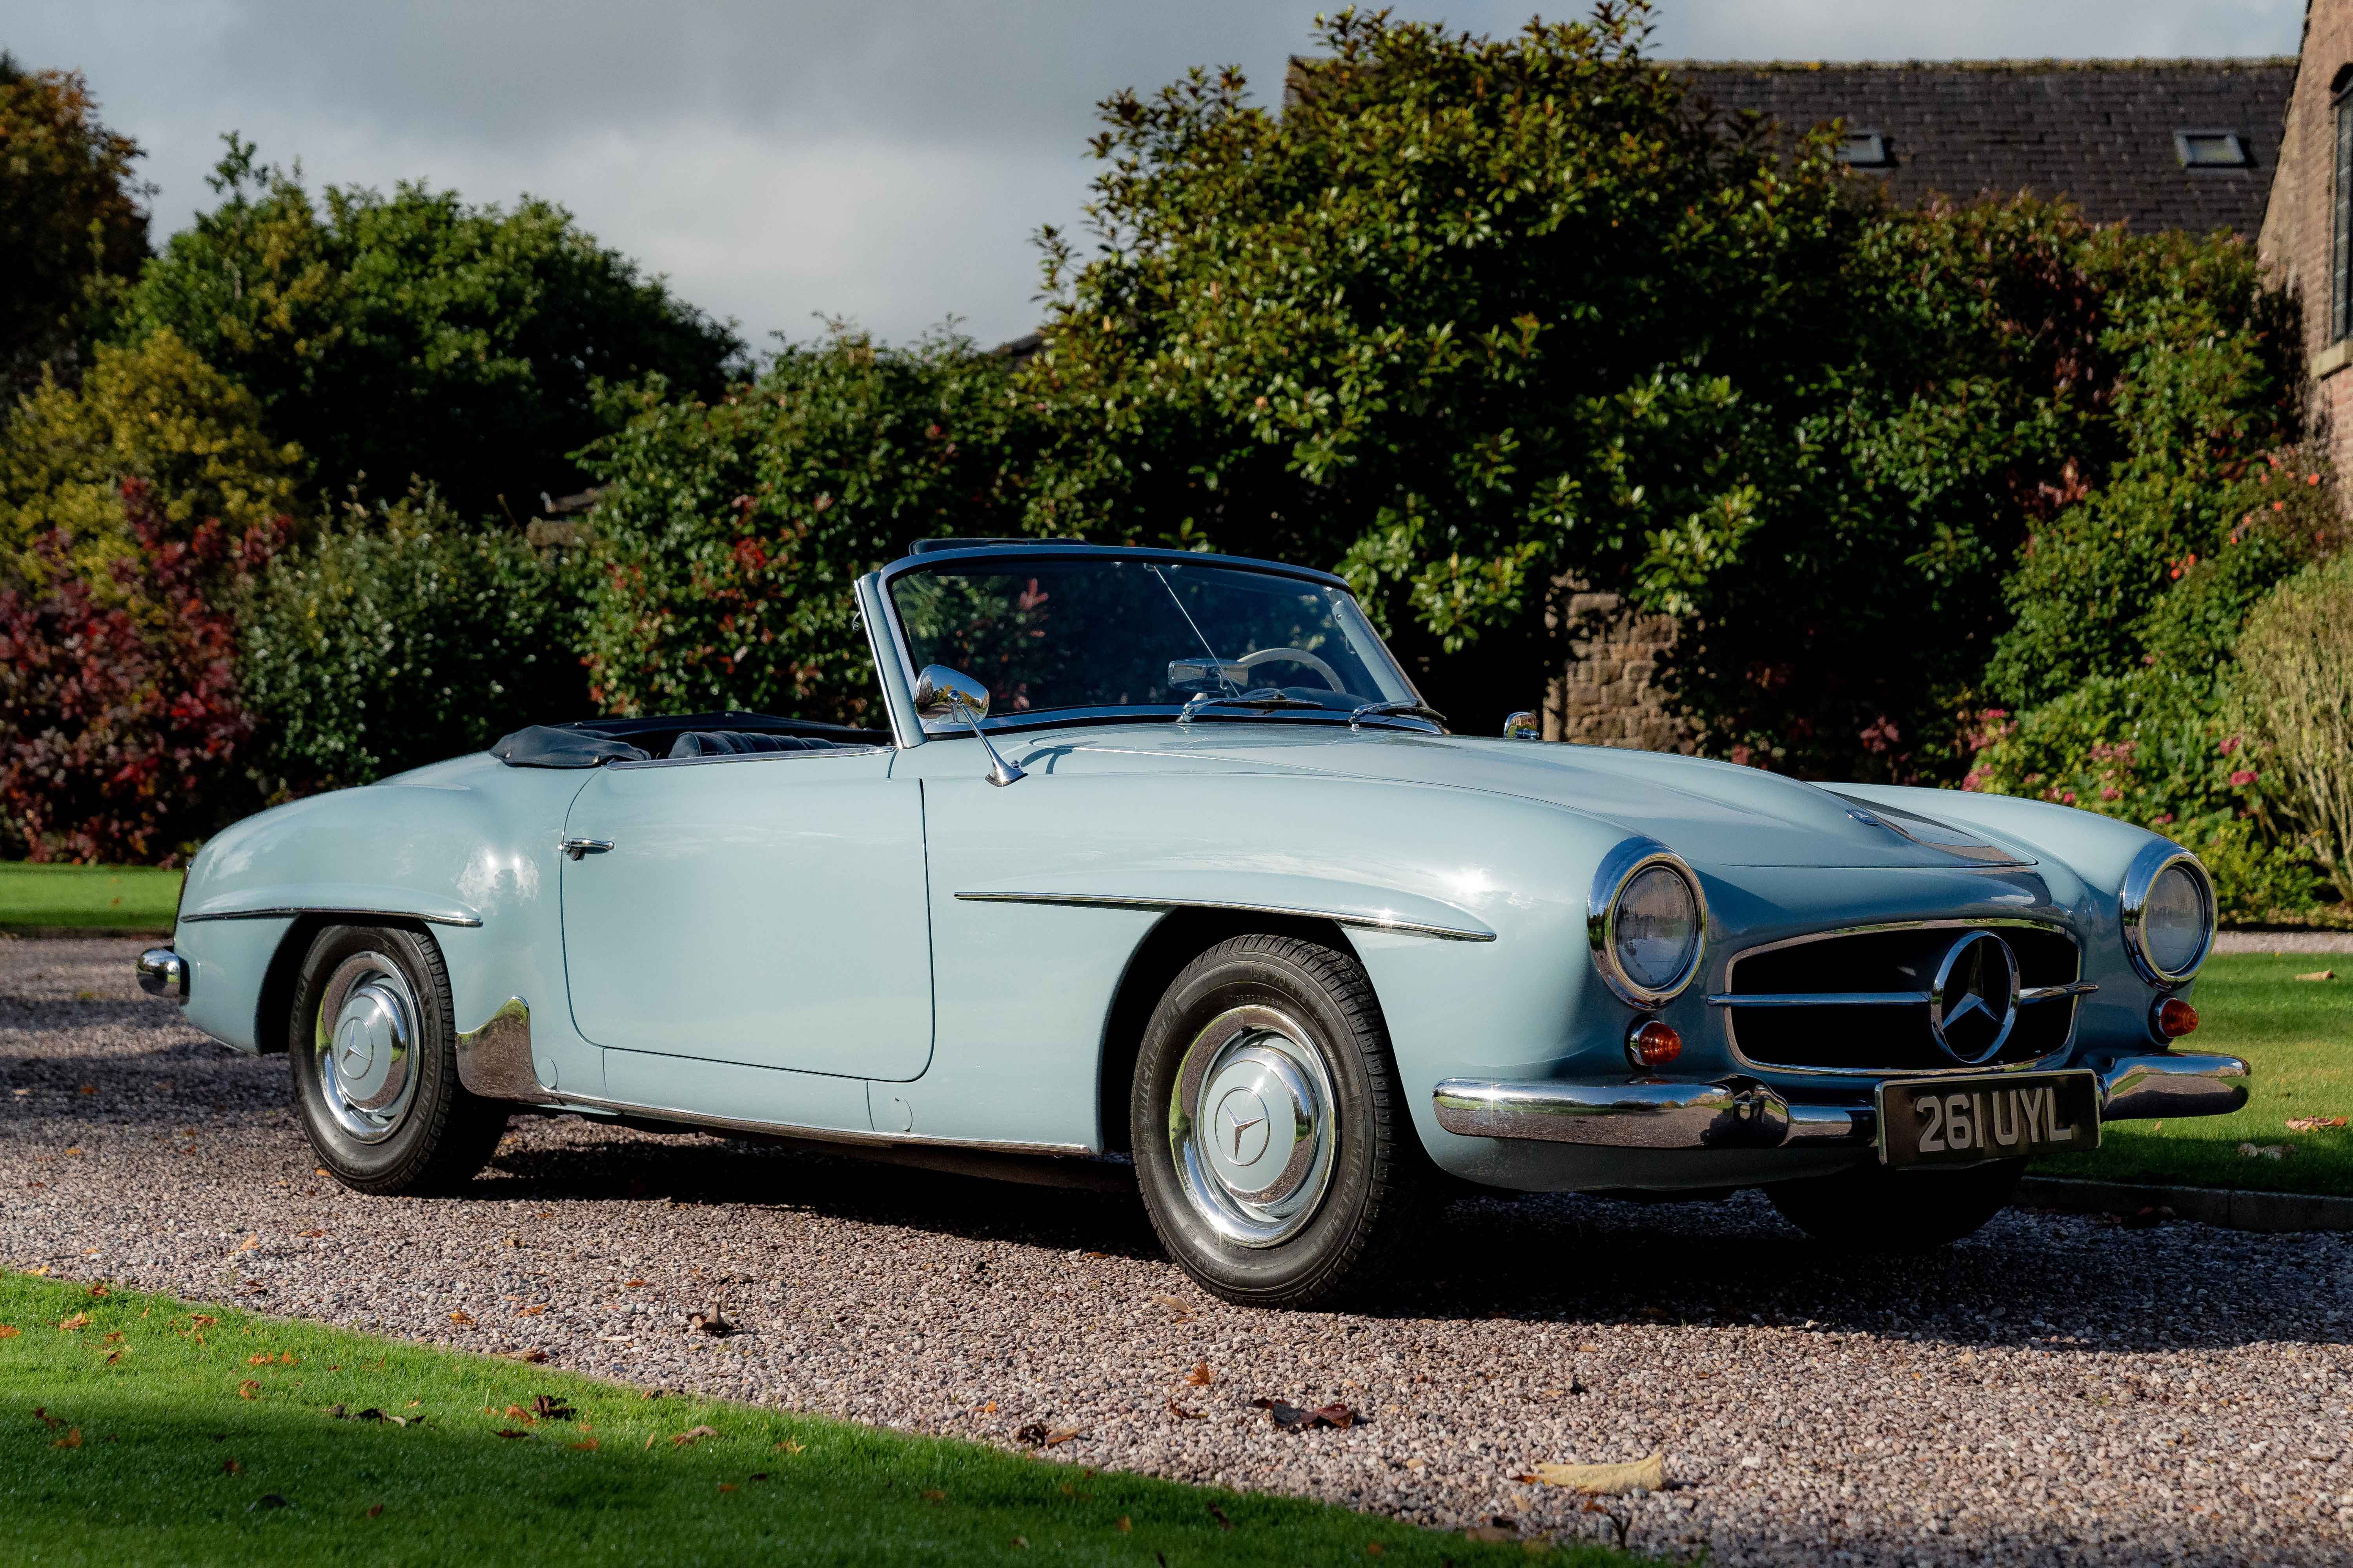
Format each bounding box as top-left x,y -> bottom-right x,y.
6,936 -> 2349,1565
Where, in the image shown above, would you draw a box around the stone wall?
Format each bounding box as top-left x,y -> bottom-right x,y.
2258,1 -> 2353,474
1543,587 -> 1696,752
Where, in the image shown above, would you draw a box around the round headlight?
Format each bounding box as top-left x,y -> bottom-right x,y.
1589,841 -> 1706,1007
2122,844 -> 2214,985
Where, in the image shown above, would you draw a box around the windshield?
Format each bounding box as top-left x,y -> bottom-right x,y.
887,556 -> 1422,727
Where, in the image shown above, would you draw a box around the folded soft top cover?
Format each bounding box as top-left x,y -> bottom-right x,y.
488,726 -> 651,769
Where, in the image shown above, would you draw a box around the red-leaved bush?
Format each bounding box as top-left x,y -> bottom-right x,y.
0,480 -> 284,864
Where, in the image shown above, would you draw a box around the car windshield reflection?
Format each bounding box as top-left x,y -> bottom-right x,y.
887,555 -> 1430,729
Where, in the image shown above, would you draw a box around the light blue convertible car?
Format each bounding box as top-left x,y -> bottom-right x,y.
139,540 -> 2248,1306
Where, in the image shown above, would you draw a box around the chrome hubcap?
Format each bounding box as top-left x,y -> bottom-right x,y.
311,953 -> 421,1144
1169,1006 -> 1336,1248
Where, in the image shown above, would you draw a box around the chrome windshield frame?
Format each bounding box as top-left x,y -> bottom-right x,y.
862,544 -> 1432,745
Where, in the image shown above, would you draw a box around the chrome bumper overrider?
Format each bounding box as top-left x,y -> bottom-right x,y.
135,948 -> 188,1001
1432,1052 -> 2252,1151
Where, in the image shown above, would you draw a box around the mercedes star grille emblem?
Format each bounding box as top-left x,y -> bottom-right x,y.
1927,930 -> 2021,1065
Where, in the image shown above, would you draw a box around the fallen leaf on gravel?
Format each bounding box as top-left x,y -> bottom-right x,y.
53,1427 -> 82,1449
1151,1294 -> 1195,1321
78,1085 -> 96,1095
235,1235 -> 259,1252
57,1314 -> 89,1332
672,1425 -> 720,1447
1528,1451 -> 1666,1494
1015,1422 -> 1049,1446
625,1280 -> 648,1289
238,1381 -> 260,1399
503,1348 -> 549,1363
1044,1426 -> 1087,1447
448,1311 -> 475,1324
2238,1143 -> 2290,1160
2286,1116 -> 2348,1132
2294,970 -> 2335,982
1186,1359 -> 1213,1386
315,1168 -> 329,1176
515,1304 -> 546,1317
687,1310 -> 734,1337
1251,1397 -> 1358,1431
532,1395 -> 574,1421
297,1230 -> 325,1239
1167,1399 -> 1205,1420
2120,1206 -> 2176,1229
26,1266 -> 49,1276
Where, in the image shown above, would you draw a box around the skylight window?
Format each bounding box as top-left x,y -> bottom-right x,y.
2174,129 -> 2249,169
1834,129 -> 1890,167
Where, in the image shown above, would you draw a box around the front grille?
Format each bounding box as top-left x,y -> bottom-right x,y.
1717,923 -> 2082,1075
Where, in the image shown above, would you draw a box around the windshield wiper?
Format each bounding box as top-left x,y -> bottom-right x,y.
1348,699 -> 1448,731
1176,688 -> 1326,725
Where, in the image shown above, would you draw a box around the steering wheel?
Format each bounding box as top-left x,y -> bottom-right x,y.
1238,646 -> 1346,693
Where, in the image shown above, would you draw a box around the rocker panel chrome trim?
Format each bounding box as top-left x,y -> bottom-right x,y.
454,997 -> 557,1105
546,1091 -> 1096,1159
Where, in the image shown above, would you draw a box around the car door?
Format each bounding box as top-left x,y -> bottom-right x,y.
558,747 -> 932,1082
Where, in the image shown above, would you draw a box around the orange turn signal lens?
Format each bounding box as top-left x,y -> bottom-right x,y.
1625,1018 -> 1683,1069
2152,996 -> 2200,1040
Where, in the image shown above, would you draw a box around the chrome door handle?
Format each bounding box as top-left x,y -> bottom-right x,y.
561,837 -> 614,861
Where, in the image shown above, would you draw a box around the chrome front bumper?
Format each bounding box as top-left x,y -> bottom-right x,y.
1432,1051 -> 2251,1151
135,947 -> 188,1001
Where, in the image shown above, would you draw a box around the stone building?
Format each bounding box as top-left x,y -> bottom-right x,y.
2260,0 -> 2353,475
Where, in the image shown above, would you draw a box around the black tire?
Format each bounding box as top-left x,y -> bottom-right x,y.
289,924 -> 506,1195
1131,933 -> 1431,1309
1765,1156 -> 2025,1252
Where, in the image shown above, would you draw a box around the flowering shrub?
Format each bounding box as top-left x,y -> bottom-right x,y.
2228,553 -> 2353,904
0,480 -> 280,863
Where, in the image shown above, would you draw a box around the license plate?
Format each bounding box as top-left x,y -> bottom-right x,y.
1874,1071 -> 2100,1168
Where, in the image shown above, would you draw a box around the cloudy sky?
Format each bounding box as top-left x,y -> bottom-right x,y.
9,0 -> 2309,350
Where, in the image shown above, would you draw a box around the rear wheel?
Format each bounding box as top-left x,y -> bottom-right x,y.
289,924 -> 505,1195
1765,1156 -> 2025,1251
1132,934 -> 1430,1308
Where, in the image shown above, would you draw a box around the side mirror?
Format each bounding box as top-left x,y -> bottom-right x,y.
1503,710 -> 1542,741
912,664 -> 1026,788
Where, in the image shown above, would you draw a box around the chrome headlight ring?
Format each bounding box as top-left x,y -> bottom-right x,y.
2120,840 -> 2216,988
1586,838 -> 1708,1009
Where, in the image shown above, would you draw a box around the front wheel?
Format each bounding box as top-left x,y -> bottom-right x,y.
289,924 -> 506,1195
1132,934 -> 1430,1309
1765,1156 -> 2025,1251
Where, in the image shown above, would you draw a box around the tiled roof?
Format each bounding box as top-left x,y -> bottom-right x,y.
1673,59 -> 2296,236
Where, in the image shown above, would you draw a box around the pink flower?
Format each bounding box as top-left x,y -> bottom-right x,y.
2154,812 -> 2175,825
2060,791 -> 2078,805
2099,786 -> 2122,800
2218,734 -> 2241,755
2230,769 -> 2258,787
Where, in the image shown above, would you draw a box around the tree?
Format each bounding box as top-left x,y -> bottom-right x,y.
117,138 -> 743,518
577,328 -> 1038,722
0,54 -> 150,396
0,480 -> 279,864
0,329 -> 302,592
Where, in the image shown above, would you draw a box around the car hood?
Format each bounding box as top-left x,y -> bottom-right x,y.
1015,723 -> 2032,871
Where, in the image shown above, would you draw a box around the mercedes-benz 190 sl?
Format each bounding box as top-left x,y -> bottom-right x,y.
138,540 -> 2249,1307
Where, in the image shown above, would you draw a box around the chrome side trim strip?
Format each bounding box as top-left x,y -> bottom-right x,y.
1431,1076 -> 1875,1151
2020,981 -> 2100,1003
454,997 -> 557,1105
181,906 -> 483,928
548,1090 -> 1095,1159
2095,1051 -> 2250,1121
952,890 -> 1496,942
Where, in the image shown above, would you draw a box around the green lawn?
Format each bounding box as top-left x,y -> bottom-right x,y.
0,1273 -> 1619,1566
0,862 -> 181,933
2036,953 -> 2353,1197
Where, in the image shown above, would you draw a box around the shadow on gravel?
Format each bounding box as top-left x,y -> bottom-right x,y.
476,1132 -> 2352,1358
